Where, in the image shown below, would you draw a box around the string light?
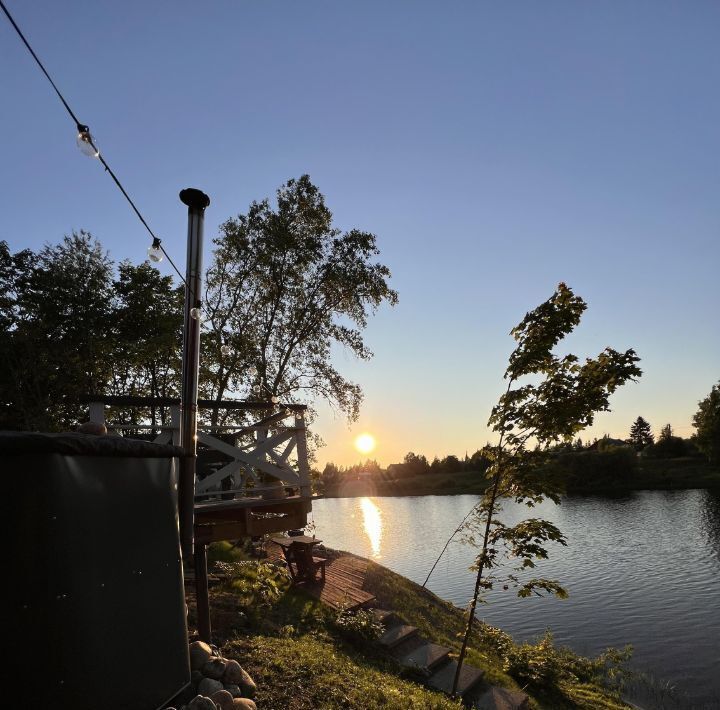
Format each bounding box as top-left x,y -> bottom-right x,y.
147,237 -> 163,263
76,124 -> 99,158
0,0 -> 187,289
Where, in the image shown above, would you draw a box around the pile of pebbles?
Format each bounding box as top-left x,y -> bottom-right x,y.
167,641 -> 258,710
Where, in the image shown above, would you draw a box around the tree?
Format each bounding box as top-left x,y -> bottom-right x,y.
0,232 -> 115,430
451,283 -> 641,695
628,416 -> 653,451
648,423 -> 686,458
693,382 -> 720,463
110,261 -> 184,429
202,175 -> 398,425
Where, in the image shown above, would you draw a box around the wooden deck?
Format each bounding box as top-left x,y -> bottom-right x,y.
266,544 -> 375,611
193,495 -> 314,543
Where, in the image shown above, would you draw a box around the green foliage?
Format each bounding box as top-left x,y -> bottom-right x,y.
454,283 -> 641,693
557,447 -> 638,490
0,233 -> 115,430
693,381 -> 720,463
332,605 -> 384,643
644,424 -> 687,459
481,626 -> 633,694
215,560 -> 291,615
202,175 -> 398,425
629,416 -> 654,451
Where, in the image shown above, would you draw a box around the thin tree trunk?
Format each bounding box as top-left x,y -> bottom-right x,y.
451,463 -> 502,695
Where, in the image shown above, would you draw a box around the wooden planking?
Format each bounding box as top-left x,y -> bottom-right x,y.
266,546 -> 375,611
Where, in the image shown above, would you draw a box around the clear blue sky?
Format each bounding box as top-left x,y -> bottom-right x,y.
1,1 -> 718,465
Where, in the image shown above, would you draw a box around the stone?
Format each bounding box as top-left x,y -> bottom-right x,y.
191,670 -> 204,687
197,677 -> 224,696
187,696 -> 217,710
222,661 -> 256,698
210,690 -> 234,710
232,700 -> 256,710
224,685 -> 242,698
189,641 -> 213,671
203,657 -> 227,680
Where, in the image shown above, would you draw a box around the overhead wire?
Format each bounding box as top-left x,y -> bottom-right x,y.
0,0 -> 188,289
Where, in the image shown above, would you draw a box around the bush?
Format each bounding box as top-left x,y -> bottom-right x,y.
332,605 -> 384,643
558,447 -> 637,489
215,560 -> 291,615
481,626 -> 632,693
643,437 -> 687,459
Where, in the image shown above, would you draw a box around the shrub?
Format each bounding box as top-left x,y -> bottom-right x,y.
332,605 -> 384,643
558,447 -> 637,489
215,560 -> 291,612
480,626 -> 632,693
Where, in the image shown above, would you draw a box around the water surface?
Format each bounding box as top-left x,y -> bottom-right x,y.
311,490 -> 720,708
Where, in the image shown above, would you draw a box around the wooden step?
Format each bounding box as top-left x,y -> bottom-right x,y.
473,687 -> 531,710
379,623 -> 418,648
427,659 -> 485,697
371,608 -> 399,626
397,641 -> 451,674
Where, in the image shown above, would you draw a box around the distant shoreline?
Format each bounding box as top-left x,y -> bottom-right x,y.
320,458 -> 720,498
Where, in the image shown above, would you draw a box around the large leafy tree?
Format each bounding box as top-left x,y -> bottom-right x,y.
0,232 -> 115,430
693,382 -> 720,464
451,283 -> 641,694
0,235 -> 183,431
110,261 -> 184,429
628,416 -> 653,451
202,175 -> 398,425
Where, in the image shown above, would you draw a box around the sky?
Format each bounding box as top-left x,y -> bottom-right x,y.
1,1 -> 718,467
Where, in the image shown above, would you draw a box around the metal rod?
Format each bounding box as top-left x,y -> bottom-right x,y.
177,187 -> 210,560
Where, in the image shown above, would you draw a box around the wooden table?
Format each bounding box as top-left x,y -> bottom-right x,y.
270,535 -> 326,583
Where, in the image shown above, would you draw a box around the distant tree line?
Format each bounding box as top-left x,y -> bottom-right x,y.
322,389 -> 720,488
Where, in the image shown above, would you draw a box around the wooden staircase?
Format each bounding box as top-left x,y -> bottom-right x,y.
371,609 -> 530,709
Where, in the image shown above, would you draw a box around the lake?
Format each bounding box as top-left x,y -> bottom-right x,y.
311,490 -> 720,708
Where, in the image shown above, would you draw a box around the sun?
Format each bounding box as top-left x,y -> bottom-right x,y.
354,433 -> 376,455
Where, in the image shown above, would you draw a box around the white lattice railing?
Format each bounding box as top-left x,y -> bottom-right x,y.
87,400 -> 312,501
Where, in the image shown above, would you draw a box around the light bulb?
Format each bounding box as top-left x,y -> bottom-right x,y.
248,366 -> 258,378
190,307 -> 201,320
147,238 -> 163,263
221,344 -> 232,357
76,126 -> 99,158
271,395 -> 279,404
252,385 -> 261,396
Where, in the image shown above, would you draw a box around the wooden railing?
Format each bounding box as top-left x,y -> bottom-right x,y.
85,397 -> 312,502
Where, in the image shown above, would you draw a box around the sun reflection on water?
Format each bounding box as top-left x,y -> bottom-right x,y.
360,497 -> 382,558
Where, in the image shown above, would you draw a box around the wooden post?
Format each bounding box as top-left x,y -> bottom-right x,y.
194,542 -> 211,643
295,411 -> 311,499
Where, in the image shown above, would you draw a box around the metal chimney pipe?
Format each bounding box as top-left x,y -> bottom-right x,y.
178,188 -> 210,562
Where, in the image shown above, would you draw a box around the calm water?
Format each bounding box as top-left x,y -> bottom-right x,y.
311,490 -> 720,708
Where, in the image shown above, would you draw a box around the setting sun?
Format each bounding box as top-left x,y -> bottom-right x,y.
354,433 -> 376,455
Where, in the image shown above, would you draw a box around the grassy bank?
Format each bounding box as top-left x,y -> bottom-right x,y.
322,458 -> 720,498
195,542 -> 633,710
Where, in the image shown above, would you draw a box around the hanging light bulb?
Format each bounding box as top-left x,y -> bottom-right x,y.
147,237 -> 164,263
76,124 -> 99,158
248,365 -> 258,378
221,344 -> 232,357
271,395 -> 279,404
252,384 -> 262,396
190,307 -> 201,320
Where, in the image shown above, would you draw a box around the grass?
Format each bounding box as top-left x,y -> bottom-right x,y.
197,544 -> 633,710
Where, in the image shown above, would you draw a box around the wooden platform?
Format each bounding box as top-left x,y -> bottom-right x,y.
194,495 -> 314,543
267,544 -> 375,611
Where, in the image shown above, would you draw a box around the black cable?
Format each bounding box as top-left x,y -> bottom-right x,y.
0,0 -> 188,289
